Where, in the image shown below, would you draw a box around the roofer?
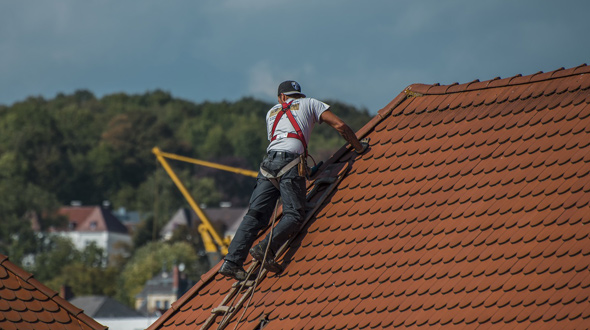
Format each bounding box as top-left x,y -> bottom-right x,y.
219,80 -> 369,281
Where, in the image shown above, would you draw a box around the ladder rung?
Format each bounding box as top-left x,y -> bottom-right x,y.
231,279 -> 255,289
212,306 -> 231,314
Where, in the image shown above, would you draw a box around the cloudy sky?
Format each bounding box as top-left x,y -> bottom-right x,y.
1,0 -> 588,113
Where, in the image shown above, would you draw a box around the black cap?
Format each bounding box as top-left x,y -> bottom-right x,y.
277,80 -> 306,97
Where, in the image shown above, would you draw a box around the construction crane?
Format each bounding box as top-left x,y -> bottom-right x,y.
152,147 -> 257,263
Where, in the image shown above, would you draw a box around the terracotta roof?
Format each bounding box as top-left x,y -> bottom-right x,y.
147,64 -> 590,330
0,254 -> 108,330
57,206 -> 129,234
58,206 -> 96,229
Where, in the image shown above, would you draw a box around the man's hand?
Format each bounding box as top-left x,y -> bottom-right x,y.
355,138 -> 370,154
320,110 -> 367,153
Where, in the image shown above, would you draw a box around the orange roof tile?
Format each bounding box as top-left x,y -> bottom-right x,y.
58,206 -> 96,228
0,254 -> 107,330
57,206 -> 128,234
148,64 -> 590,330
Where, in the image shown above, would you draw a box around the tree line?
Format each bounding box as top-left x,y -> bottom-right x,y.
0,89 -> 372,306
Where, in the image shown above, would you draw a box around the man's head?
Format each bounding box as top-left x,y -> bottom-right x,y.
277,80 -> 306,99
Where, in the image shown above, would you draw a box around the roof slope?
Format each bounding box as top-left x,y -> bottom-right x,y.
69,296 -> 142,318
148,64 -> 590,330
58,206 -> 96,229
0,254 -> 108,330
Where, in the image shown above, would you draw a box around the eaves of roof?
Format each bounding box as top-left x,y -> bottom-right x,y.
0,254 -> 108,330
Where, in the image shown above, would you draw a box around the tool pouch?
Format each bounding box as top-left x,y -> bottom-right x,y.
259,159 -> 277,177
298,154 -> 308,177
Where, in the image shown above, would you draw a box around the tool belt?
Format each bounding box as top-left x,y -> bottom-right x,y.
260,154 -> 320,190
297,154 -> 308,177
259,156 -> 302,189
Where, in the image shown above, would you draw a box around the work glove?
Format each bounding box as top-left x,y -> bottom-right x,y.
355,138 -> 370,154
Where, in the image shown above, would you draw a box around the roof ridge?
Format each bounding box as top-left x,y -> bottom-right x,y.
335,63 -> 589,167
95,295 -> 109,315
63,205 -> 97,209
0,254 -> 108,330
99,206 -> 130,233
406,63 -> 589,95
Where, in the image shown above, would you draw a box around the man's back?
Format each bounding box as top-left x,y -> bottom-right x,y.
265,97 -> 329,154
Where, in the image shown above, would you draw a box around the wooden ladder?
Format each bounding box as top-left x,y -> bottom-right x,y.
200,162 -> 351,330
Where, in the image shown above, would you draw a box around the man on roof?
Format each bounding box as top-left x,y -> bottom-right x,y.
219,80 -> 369,281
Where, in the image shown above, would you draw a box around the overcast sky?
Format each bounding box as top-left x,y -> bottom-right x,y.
1,0 -> 588,113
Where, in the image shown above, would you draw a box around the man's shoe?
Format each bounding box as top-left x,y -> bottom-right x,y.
262,259 -> 283,274
249,244 -> 267,262
218,260 -> 247,281
250,244 -> 282,274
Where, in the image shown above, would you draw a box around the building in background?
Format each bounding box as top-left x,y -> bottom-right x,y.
69,295 -> 143,319
160,206 -> 246,241
112,206 -> 143,234
135,265 -> 194,316
53,205 -> 132,264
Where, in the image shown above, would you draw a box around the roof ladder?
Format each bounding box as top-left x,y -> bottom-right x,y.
200,161 -> 351,330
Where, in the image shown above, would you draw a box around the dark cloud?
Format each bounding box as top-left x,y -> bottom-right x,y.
1,0 -> 588,112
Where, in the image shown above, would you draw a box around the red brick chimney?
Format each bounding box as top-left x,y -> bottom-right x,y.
60,285 -> 74,300
173,265 -> 179,296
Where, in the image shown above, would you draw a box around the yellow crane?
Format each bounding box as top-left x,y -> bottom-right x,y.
152,147 -> 257,262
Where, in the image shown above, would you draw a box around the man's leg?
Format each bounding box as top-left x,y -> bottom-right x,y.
266,166 -> 307,256
224,177 -> 279,266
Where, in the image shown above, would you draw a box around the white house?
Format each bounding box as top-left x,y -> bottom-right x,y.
55,206 -> 132,264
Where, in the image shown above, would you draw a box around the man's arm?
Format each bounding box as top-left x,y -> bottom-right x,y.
320,110 -> 366,153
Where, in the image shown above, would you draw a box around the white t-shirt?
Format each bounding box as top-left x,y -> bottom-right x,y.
266,97 -> 330,154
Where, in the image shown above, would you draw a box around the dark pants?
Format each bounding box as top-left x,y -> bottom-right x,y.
225,151 -> 306,266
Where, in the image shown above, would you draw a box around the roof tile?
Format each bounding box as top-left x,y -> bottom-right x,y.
0,255 -> 107,330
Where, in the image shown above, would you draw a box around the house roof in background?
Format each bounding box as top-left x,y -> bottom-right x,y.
148,64 -> 590,329
136,271 -> 176,297
58,206 -> 96,228
69,296 -> 142,319
0,254 -> 107,330
160,207 -> 246,238
57,206 -> 128,234
204,208 -> 247,232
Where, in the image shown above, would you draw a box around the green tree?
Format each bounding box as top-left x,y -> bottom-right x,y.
117,241 -> 203,305
228,115 -> 267,169
32,238 -> 120,297
132,214 -> 160,250
0,152 -> 62,263
47,263 -> 120,297
0,97 -> 74,200
30,236 -> 80,283
199,125 -> 234,158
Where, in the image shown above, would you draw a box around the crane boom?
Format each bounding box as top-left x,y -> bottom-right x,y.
154,148 -> 258,178
152,147 -> 257,258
